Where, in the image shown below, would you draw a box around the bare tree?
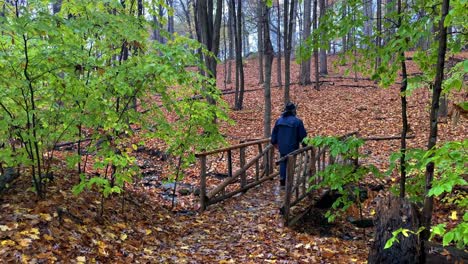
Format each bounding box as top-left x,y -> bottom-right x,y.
257,0 -> 264,84
421,0 -> 450,244
179,0 -> 195,38
375,0 -> 382,70
300,0 -> 312,85
195,0 -> 223,104
318,0 -> 327,74
276,0 -> 283,88
167,0 -> 175,34
283,0 -> 296,104
229,0 -> 245,109
313,0 -> 319,90
262,1 -> 274,137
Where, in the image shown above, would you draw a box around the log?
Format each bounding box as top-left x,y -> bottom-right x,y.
362,135 -> 416,141
368,196 -> 422,264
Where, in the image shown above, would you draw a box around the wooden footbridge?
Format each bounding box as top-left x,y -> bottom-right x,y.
195,135 -> 358,226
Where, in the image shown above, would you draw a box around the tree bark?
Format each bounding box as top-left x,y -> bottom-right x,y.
284,0 -> 296,104
300,0 -> 312,85
313,0 -> 319,90
421,0 -> 450,243
263,1 -> 274,138
363,0 -> 373,49
318,0 -> 328,75
195,0 -> 223,105
276,0 -> 283,88
257,0 -> 264,84
230,0 -> 244,110
179,0 -> 195,39
167,0 -> 175,35
397,0 -> 408,198
227,2 -> 234,84
375,0 -> 382,70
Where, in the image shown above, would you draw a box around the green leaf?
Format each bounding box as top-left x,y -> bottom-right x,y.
443,231 -> 455,246
384,237 -> 396,249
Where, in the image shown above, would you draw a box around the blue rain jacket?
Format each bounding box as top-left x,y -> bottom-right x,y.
271,113 -> 307,155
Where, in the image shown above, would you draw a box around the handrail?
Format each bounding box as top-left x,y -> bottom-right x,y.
195,138 -> 270,157
207,144 -> 273,199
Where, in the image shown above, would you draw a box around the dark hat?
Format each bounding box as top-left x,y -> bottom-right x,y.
284,102 -> 296,112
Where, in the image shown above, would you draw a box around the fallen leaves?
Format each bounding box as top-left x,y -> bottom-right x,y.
0,54 -> 466,263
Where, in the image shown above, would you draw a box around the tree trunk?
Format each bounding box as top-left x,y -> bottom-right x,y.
300,0 -> 312,85
368,196 -> 421,264
318,0 -> 327,75
158,4 -> 166,43
397,0 -> 408,198
375,0 -> 382,70
384,0 -> 395,46
227,3 -> 234,84
242,13 -> 249,55
257,0 -> 264,84
363,0 -> 373,49
341,2 -> 347,53
152,3 -> 162,42
263,2 -> 274,138
167,0 -> 175,35
180,0 -> 195,39
313,0 -> 319,90
195,0 -> 223,105
421,0 -> 450,245
276,0 -> 283,88
284,0 -> 296,104
230,0 -> 244,110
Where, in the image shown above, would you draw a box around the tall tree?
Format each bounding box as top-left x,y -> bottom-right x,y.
276,0 -> 283,88
396,0 -> 408,198
375,0 -> 382,70
179,0 -> 195,39
363,0 -> 373,48
195,0 -> 223,98
227,2 -> 234,84
313,0 -> 319,90
318,0 -> 327,74
300,0 -> 312,85
262,0 -> 274,137
421,0 -> 450,243
230,0 -> 245,109
167,0 -> 175,34
257,0 -> 264,84
283,0 -> 296,103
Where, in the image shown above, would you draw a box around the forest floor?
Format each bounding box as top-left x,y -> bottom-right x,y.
0,54 -> 467,263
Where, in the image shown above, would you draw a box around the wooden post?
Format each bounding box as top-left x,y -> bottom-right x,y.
311,147 -> 317,184
302,151 -> 309,194
200,155 -> 207,211
284,155 -> 295,226
255,156 -> 260,181
322,148 -> 326,170
317,147 -> 321,172
269,146 -> 275,175
227,150 -> 233,177
240,146 -> 246,188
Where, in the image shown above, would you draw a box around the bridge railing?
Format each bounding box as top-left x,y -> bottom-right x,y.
280,136 -> 358,226
196,138 -> 277,211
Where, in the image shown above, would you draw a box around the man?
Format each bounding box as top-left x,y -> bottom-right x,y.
271,102 -> 307,187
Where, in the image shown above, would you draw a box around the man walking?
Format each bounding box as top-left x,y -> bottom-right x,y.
271,102 -> 307,187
